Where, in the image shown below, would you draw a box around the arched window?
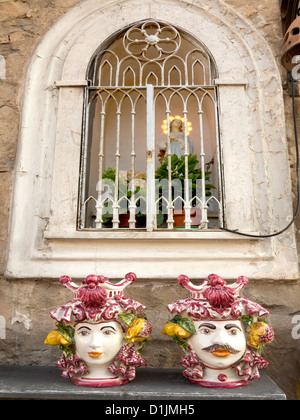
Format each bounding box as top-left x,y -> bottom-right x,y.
79,20 -> 222,231
6,0 -> 297,281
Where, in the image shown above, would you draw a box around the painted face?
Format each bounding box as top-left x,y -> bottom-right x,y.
188,320 -> 247,369
171,119 -> 182,131
74,321 -> 124,377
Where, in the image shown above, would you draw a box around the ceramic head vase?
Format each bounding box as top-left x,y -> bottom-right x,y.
45,273 -> 152,387
162,274 -> 274,388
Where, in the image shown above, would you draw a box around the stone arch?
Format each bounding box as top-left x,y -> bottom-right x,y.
6,0 -> 297,281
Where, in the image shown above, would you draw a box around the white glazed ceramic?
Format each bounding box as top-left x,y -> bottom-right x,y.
162,274 -> 274,388
45,273 -> 152,387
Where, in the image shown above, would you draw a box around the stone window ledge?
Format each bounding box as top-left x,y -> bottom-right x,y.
0,366 -> 286,400
44,230 -> 261,241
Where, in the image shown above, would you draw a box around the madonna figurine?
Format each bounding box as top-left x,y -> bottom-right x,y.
157,117 -> 194,163
162,274 -> 274,388
45,273 -> 152,387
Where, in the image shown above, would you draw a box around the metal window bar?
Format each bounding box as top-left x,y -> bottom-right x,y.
89,88 -> 147,230
79,20 -> 222,231
95,107 -> 106,229
152,86 -> 219,230
166,109 -> 173,229
146,84 -> 156,231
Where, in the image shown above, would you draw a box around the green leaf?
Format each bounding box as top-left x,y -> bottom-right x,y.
169,314 -> 181,324
157,212 -> 165,226
169,315 -> 196,334
241,315 -> 253,329
102,214 -> 113,225
193,173 -> 202,181
56,322 -> 74,344
54,323 -> 76,358
205,183 -> 216,190
258,344 -> 265,356
205,171 -> 212,180
60,345 -> 75,358
102,167 -> 116,181
118,312 -> 137,326
177,162 -> 185,174
177,317 -> 196,334
173,335 -> 189,351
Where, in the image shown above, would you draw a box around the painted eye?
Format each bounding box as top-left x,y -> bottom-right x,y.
78,330 -> 90,337
228,329 -> 238,336
103,329 -> 115,336
199,328 -> 212,335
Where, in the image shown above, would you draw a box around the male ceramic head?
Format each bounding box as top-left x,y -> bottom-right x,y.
162,274 -> 274,388
45,273 -> 152,387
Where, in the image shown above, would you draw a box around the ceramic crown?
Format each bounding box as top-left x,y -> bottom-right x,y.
51,272 -> 147,325
168,274 -> 269,322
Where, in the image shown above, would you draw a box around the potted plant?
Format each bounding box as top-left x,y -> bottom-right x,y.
101,168 -> 147,228
155,154 -> 216,228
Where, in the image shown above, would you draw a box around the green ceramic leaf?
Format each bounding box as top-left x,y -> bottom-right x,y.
258,344 -> 265,356
118,312 -> 137,326
177,317 -> 196,334
56,322 -> 74,344
60,345 -> 75,358
169,315 -> 181,324
173,335 -> 189,351
241,315 -> 253,329
169,315 -> 196,334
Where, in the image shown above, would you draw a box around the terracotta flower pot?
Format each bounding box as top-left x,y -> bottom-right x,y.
119,213 -> 146,228
119,212 -> 130,227
173,209 -> 202,227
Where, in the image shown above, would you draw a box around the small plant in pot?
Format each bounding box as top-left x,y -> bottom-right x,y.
101,168 -> 147,228
155,154 -> 216,228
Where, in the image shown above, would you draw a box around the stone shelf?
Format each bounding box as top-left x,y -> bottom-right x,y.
0,366 -> 286,400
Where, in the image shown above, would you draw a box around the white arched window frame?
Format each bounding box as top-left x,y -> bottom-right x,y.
79,21 -> 223,232
5,0 -> 299,281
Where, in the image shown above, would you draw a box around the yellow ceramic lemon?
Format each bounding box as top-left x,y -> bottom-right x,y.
45,330 -> 71,346
161,322 -> 191,339
161,322 -> 177,337
174,324 -> 191,339
247,322 -> 268,350
126,318 -> 151,343
126,318 -> 145,340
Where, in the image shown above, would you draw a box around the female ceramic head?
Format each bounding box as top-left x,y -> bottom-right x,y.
162,274 -> 274,388
45,273 -> 152,387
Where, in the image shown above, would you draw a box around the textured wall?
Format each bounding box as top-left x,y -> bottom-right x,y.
0,277 -> 299,399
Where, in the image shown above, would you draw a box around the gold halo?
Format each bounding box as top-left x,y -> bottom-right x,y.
161,115 -> 192,135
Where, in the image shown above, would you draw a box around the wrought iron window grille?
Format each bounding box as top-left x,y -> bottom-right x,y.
78,20 -> 223,231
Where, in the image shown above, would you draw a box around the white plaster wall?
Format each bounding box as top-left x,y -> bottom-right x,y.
5,0 -> 299,281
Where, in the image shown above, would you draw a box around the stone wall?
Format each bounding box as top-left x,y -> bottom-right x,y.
0,0 -> 299,400
0,277 -> 299,399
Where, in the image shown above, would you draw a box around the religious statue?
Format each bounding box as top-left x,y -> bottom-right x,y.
162,273 -> 274,388
45,272 -> 152,387
158,117 -> 194,163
